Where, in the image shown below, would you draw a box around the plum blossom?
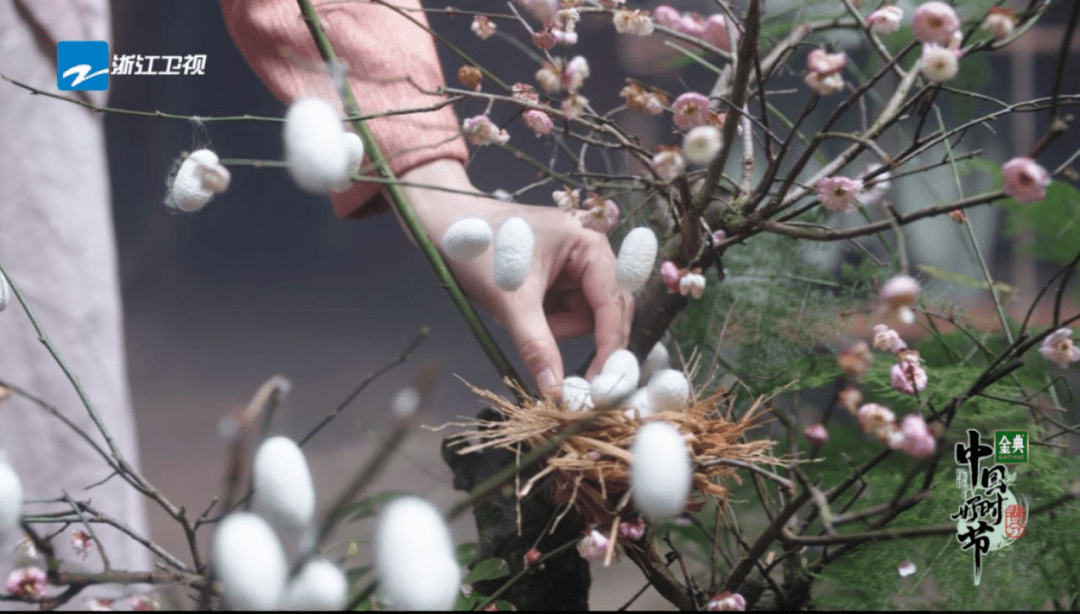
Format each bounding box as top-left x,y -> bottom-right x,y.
919,43 -> 959,82
838,385 -> 863,415
838,342 -> 874,379
536,59 -> 563,93
612,8 -> 654,36
867,6 -> 903,35
858,403 -> 896,435
683,125 -> 722,165
702,14 -> 734,51
1039,328 -> 1080,368
652,5 -> 681,29
523,548 -> 542,568
579,194 -> 619,233
982,7 -> 1018,40
620,81 -> 667,115
471,15 -> 497,39
523,109 -> 554,136
679,270 -> 706,298
891,350 -> 928,395
912,1 -> 960,45
652,146 -> 687,182
561,94 -> 589,120
873,324 -> 907,354
577,529 -> 611,561
1002,157 -> 1051,203
71,529 -> 93,559
807,49 -> 846,75
881,274 -> 920,323
804,424 -> 829,448
671,92 -> 711,131
893,414 -> 936,458
457,65 -> 482,90
660,260 -> 681,293
532,28 -> 557,50
898,560 -> 917,577
552,186 -> 581,211
512,82 -> 539,104
948,209 -> 968,224
706,591 -> 747,611
804,71 -> 845,96
564,56 -> 590,92
462,115 -> 509,146
5,567 -> 47,599
817,176 -> 863,212
618,517 -> 647,541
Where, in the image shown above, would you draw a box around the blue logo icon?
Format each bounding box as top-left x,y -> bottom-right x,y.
57,41 -> 109,91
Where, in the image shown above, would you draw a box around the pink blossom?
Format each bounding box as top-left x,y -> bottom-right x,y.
577,529 -> 611,561
5,567 -> 47,599
817,176 -> 863,212
711,229 -> 727,244
130,596 -> 160,611
671,92 -> 711,131
1002,157 -> 1051,203
880,274 -> 920,324
579,195 -> 619,233
804,71 -> 845,95
612,8 -> 654,36
523,109 -> 554,137
532,28 -> 557,50
652,5 -> 681,29
462,115 -> 509,146
660,260 -> 682,293
71,529 -> 93,559
919,43 -> 959,82
515,0 -> 557,23
672,13 -> 707,38
893,414 -> 936,458
982,7 -> 1018,40
651,146 -> 687,182
807,49 -> 846,76
563,56 -> 590,93
804,423 -> 829,448
868,6 -> 903,35
536,60 -> 563,93
553,186 -> 581,210
552,28 -> 578,46
679,270 -> 706,298
838,342 -> 874,379
561,94 -> 589,120
703,14 -> 733,51
858,403 -> 896,434
512,83 -> 539,104
891,351 -> 928,395
523,547 -> 542,567
873,324 -> 907,354
706,591 -> 747,611
912,1 -> 961,45
1039,328 -> 1080,368
838,385 -> 863,415
471,15 -> 497,40
618,517 -> 647,541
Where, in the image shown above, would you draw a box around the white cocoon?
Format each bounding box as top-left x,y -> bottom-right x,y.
631,422 -> 692,520
624,387 -> 654,418
616,227 -> 658,293
332,131 -> 365,193
213,512 -> 288,610
590,349 -> 640,408
442,218 -> 493,262
279,559 -> 347,611
167,149 -> 227,213
0,452 -> 22,541
284,98 -> 349,194
646,369 -> 690,413
0,271 -> 9,313
375,496 -> 461,611
639,342 -> 670,386
562,376 -> 593,411
493,217 -> 534,291
251,437 -> 316,535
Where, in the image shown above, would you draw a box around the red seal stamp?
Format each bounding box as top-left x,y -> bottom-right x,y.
1005,504 -> 1026,539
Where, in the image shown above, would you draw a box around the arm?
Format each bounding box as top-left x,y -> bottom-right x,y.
221,0 -> 632,391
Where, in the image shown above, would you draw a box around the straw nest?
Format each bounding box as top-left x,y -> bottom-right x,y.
443,378 -> 779,529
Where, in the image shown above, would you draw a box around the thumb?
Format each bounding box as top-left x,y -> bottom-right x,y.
503,300 -> 564,396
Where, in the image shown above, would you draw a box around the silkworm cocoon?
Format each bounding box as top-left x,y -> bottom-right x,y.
442,218 -> 493,262
616,227 -> 658,293
590,372 -> 637,408
646,369 -> 690,413
251,437 -> 316,535
624,387 -> 654,419
213,512 -> 288,611
638,342 -> 670,386
331,132 -> 365,193
391,386 -> 421,420
601,348 -> 641,381
492,217 -> 534,291
375,496 -> 461,611
166,149 -> 230,213
279,559 -> 347,611
630,422 -> 692,520
283,98 -> 349,194
0,452 -> 23,541
562,376 -> 593,411
0,271 -> 9,313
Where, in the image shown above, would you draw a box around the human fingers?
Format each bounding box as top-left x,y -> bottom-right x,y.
501,294 -> 565,396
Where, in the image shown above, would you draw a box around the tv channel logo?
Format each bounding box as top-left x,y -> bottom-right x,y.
57,41 -> 110,91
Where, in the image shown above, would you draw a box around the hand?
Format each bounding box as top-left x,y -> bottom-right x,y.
397,159 -> 633,394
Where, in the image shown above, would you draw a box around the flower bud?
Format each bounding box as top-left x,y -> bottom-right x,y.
283,98 -> 349,194
441,218 -> 493,262
492,217 -> 534,291
804,423 -> 829,448
375,497 -> 460,611
523,109 -> 554,137
279,559 -> 348,611
576,529 -> 611,561
630,421 -> 692,520
471,15 -> 497,40
457,65 -> 483,91
615,227 -> 658,293
213,512 -> 288,610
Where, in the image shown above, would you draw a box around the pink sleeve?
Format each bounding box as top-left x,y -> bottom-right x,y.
220,0 -> 469,219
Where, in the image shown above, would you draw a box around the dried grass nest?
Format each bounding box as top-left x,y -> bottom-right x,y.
441,378 -> 780,529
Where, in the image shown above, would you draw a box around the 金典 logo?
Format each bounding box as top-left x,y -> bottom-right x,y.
57,41 -> 110,91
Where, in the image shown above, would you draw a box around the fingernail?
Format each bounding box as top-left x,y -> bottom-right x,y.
537,368 -> 559,395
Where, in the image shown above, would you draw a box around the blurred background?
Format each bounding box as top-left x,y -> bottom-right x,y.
76,0 -> 1080,608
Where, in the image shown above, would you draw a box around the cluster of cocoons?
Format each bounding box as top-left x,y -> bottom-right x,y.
493,217 -> 535,291
375,496 -> 461,611
0,451 -> 22,542
166,149 -> 231,213
283,98 -> 352,194
560,343 -> 690,421
615,227 -> 658,293
630,422 -> 693,520
441,218 -> 494,262
213,437 -> 347,611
